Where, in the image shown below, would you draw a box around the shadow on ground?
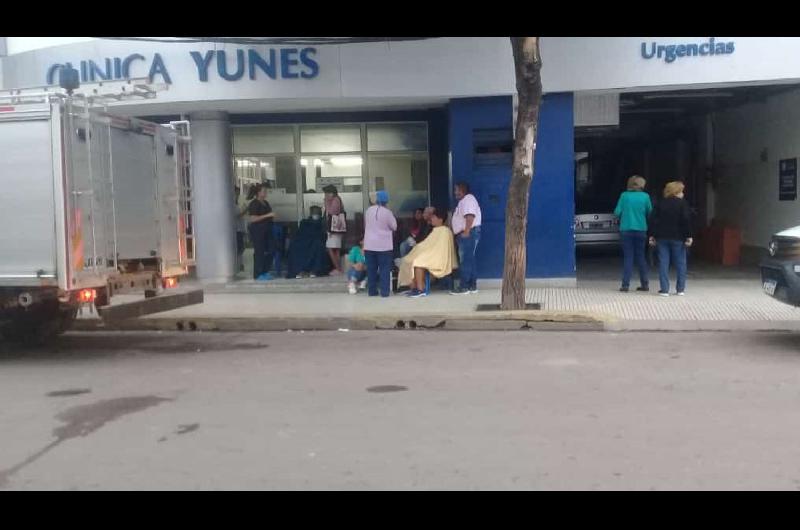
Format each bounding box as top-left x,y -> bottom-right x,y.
0,332 -> 270,361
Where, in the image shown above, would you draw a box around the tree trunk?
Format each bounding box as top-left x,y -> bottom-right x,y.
501,37 -> 543,311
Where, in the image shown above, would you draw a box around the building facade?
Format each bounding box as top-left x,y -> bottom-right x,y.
3,37 -> 800,283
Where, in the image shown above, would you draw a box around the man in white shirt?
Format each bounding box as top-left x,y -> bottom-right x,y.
450,182 -> 482,295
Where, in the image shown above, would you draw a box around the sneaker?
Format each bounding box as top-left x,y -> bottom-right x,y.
310,274 -> 317,278
450,287 -> 470,296
359,280 -> 367,290
408,289 -> 427,298
658,291 -> 669,297
636,286 -> 650,292
348,283 -> 357,295
619,286 -> 630,292
676,291 -> 685,296
295,274 -> 303,279
256,273 -> 273,281
469,287 -> 479,294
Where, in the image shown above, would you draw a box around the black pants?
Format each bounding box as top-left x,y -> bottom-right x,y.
249,224 -> 273,279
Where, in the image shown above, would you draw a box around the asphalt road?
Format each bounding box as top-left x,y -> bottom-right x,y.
2,330 -> 800,490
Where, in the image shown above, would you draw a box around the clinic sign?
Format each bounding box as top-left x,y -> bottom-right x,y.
641,38 -> 735,64
45,48 -> 320,85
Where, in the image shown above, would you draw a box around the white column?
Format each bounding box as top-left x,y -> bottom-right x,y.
189,111 -> 236,283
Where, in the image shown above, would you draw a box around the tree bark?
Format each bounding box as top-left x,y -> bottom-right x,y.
501,37 -> 543,311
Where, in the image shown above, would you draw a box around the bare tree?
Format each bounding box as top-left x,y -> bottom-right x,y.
501,37 -> 543,311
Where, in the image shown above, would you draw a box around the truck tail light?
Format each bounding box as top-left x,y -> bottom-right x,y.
78,289 -> 97,303
163,277 -> 178,289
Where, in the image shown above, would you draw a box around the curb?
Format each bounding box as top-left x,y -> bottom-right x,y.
72,311 -> 607,333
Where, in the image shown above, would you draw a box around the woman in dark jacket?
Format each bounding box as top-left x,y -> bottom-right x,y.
649,181 -> 693,297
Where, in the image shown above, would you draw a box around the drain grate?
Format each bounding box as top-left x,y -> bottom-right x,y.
475,303 -> 541,311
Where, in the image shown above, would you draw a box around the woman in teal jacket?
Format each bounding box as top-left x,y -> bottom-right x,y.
614,175 -> 653,292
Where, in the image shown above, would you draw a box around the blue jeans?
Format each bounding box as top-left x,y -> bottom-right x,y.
365,250 -> 393,297
657,240 -> 687,294
347,267 -> 366,283
457,226 -> 481,290
621,230 -> 649,288
400,239 -> 417,258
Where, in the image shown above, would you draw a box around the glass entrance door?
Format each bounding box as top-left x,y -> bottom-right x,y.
300,125 -> 365,249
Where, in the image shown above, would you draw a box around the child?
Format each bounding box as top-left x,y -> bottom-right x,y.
347,239 -> 367,294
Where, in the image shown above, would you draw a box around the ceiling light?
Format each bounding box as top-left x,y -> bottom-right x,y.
331,156 -> 363,167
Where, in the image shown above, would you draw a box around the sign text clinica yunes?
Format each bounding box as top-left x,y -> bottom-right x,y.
46,47 -> 320,85
641,38 -> 735,64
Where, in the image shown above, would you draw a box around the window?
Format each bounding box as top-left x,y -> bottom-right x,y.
368,153 -> 429,217
234,155 -> 298,222
233,126 -> 294,154
473,128 -> 513,168
300,125 -> 361,153
367,123 -> 428,152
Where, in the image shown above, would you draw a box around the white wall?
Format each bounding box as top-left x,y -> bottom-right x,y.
541,37 -> 800,93
713,88 -> 800,247
5,37 -> 95,55
6,37 -> 800,116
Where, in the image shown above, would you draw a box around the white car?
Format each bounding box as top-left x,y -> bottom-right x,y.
574,213 -> 620,248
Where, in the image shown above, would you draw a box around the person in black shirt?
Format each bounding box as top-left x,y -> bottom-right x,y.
648,181 -> 693,296
247,184 -> 276,280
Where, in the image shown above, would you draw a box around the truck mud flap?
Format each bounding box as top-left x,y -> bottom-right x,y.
97,289 -> 203,322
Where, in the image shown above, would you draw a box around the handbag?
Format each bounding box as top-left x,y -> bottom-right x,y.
327,196 -> 347,233
329,212 -> 347,233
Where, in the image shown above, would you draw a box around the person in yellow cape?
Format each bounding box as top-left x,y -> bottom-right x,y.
398,206 -> 458,298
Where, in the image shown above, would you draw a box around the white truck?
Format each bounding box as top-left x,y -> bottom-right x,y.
0,79 -> 202,342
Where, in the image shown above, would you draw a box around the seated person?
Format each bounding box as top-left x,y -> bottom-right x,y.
416,206 -> 434,244
346,238 -> 367,295
398,207 -> 458,298
286,206 -> 331,279
399,208 -> 425,257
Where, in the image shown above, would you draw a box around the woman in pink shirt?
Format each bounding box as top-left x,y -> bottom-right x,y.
323,185 -> 345,274
363,190 -> 397,297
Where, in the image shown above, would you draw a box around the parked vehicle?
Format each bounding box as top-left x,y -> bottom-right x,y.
0,80 -> 202,342
574,213 -> 620,248
760,226 -> 800,306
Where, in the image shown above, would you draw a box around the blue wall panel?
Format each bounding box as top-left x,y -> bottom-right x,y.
448,94 -> 575,279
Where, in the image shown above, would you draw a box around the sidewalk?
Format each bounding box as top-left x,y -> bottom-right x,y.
74,273 -> 800,333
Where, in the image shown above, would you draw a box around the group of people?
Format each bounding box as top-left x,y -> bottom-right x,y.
614,175 -> 693,296
345,182 -> 483,298
236,184 -> 347,281
235,181 -> 484,298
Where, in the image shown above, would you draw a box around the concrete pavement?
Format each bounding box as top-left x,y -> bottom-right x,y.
75,275 -> 800,333
3,330 -> 800,490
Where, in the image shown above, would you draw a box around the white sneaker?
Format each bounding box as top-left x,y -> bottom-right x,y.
676,292 -> 685,296
348,283 -> 357,295
295,274 -> 302,279
359,280 -> 367,290
658,292 -> 669,297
